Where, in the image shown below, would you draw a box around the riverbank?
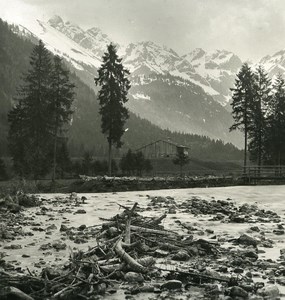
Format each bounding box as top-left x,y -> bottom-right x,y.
2,175 -> 285,195
0,176 -> 240,195
1,186 -> 285,299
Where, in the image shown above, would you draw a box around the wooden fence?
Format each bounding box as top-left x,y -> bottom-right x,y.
242,165 -> 285,184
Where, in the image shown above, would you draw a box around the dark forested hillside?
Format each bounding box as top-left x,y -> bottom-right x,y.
0,20 -> 34,155
0,19 -> 242,161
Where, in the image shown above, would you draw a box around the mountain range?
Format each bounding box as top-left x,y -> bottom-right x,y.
10,15 -> 243,146
6,15 -> 285,148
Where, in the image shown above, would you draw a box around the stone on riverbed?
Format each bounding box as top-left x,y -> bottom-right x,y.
229,286 -> 248,298
78,224 -> 87,231
4,244 -> 22,250
242,250 -> 258,260
52,241 -> 67,251
124,272 -> 144,283
161,280 -> 182,290
250,226 -> 260,232
172,250 -> 190,261
230,214 -> 246,223
237,234 -> 258,247
41,267 -> 61,280
60,224 -> 69,231
75,209 -> 86,214
46,224 -> 57,231
257,285 -> 280,299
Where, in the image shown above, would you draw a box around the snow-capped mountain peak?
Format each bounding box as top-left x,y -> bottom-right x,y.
184,48 -> 206,65
184,48 -> 241,72
47,15 -> 64,27
181,48 -> 243,107
46,16 -> 113,59
122,41 -> 184,74
259,50 -> 285,77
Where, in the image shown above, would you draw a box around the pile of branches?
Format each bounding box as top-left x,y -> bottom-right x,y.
0,203 -> 232,300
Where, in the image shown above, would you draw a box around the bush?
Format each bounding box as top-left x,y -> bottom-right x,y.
120,149 -> 152,176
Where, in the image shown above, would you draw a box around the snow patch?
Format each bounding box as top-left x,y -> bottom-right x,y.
132,93 -> 151,101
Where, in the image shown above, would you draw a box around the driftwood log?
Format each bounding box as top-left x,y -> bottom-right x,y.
114,238 -> 149,273
0,286 -> 35,300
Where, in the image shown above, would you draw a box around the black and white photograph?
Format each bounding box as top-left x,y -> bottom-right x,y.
0,0 -> 285,299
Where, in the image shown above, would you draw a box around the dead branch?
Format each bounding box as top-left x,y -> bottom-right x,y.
130,225 -> 178,236
124,202 -> 138,244
51,282 -> 82,299
145,213 -> 167,226
114,238 -> 148,273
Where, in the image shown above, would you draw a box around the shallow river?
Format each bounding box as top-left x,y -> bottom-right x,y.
1,185 -> 285,299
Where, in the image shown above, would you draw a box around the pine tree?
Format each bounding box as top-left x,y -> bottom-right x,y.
230,63 -> 256,173
0,158 -> 8,180
120,149 -> 135,175
173,147 -> 190,176
95,44 -> 131,176
248,66 -> 271,167
8,102 -> 27,176
265,74 -> 285,165
8,40 -> 53,179
50,55 -> 75,182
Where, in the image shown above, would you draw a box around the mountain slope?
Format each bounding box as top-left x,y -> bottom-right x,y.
183,48 -> 243,107
127,73 -> 238,142
260,50 -> 285,78
0,18 -> 242,162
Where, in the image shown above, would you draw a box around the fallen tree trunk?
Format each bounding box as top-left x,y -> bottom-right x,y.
114,238 -> 148,273
0,286 -> 35,300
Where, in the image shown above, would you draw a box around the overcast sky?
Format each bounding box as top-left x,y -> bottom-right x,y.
1,0 -> 285,61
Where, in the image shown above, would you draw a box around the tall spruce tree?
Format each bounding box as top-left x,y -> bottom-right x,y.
248,66 -> 271,166
265,74 -> 285,165
50,55 -> 75,182
8,40 -> 53,179
95,44 -> 131,176
230,63 -> 256,173
0,158 -> 8,180
8,102 -> 27,176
